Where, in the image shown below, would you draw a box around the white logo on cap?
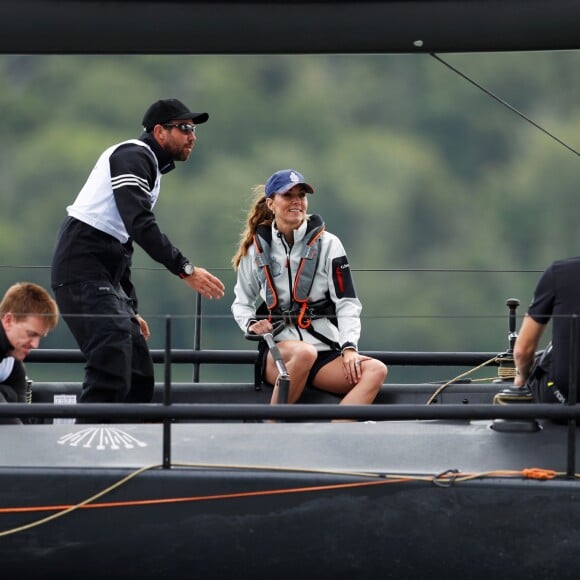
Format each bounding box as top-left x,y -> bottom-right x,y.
289,171 -> 301,183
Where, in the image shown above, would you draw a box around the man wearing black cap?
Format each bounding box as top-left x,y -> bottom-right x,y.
51,98 -> 225,413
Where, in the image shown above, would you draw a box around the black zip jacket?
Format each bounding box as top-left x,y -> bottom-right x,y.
0,324 -> 27,423
51,132 -> 189,310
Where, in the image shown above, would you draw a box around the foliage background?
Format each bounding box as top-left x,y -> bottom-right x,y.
1,52 -> 579,382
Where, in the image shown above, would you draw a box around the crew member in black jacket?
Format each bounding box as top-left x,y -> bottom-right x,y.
0,282 -> 59,424
51,98 -> 225,410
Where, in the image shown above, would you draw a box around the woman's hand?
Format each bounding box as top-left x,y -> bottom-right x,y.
342,348 -> 363,384
248,320 -> 273,335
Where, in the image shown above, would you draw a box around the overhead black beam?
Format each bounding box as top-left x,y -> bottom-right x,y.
1,1 -> 580,54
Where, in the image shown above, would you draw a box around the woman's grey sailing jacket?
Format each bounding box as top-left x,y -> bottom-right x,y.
232,215 -> 362,351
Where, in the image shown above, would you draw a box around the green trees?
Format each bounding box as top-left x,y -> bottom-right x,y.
1,51 -> 579,382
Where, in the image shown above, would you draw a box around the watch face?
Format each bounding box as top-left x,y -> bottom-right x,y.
184,263 -> 194,276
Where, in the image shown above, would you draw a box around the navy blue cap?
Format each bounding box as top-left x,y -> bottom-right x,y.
264,169 -> 314,198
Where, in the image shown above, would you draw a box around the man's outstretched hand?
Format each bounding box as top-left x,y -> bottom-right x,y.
182,266 -> 225,299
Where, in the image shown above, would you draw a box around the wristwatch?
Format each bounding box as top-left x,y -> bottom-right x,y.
179,262 -> 195,279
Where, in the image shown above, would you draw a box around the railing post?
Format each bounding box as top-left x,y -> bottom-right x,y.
192,293 -> 202,383
163,314 -> 172,469
566,314 -> 577,477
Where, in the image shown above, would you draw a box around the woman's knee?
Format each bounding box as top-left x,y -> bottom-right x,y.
287,342 -> 318,365
364,359 -> 388,386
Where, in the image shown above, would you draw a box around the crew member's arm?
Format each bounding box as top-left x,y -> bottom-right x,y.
110,145 -> 223,299
325,236 -> 362,350
324,235 -> 364,382
0,358 -> 27,424
513,314 -> 547,386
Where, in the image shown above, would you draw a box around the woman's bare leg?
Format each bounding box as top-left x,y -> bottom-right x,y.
313,356 -> 387,419
264,340 -> 318,404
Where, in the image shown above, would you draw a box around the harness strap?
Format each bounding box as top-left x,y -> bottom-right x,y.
268,299 -> 339,351
268,298 -> 336,325
253,232 -> 278,311
304,326 -> 340,351
293,222 -> 326,305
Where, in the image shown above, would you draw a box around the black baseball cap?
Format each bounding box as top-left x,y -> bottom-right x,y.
142,98 -> 209,131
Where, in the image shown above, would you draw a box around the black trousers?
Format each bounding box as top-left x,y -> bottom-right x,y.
55,280 -> 154,405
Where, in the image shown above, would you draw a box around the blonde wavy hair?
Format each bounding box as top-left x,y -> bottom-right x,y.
231,184 -> 274,270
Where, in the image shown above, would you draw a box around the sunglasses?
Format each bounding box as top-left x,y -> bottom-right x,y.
163,123 -> 197,134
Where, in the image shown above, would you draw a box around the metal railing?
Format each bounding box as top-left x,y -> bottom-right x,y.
1,298 -> 579,476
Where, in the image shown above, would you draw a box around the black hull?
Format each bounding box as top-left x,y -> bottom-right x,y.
1,420 -> 579,579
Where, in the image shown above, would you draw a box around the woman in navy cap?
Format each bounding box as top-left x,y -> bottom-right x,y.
232,169 -> 387,416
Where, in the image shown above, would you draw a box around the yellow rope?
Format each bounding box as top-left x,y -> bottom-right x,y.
426,355 -> 503,405
2,462 -> 578,538
497,365 -> 517,380
0,463 -> 161,538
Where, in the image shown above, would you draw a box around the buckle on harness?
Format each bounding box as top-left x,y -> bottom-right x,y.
271,300 -> 333,329
297,302 -> 312,329
272,308 -> 312,329
280,310 -> 296,326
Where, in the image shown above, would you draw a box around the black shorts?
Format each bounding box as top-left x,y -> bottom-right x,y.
256,341 -> 341,388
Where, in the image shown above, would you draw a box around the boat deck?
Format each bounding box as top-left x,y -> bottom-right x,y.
0,416 -> 575,474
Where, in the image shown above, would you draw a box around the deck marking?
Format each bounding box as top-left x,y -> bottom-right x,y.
57,427 -> 148,450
